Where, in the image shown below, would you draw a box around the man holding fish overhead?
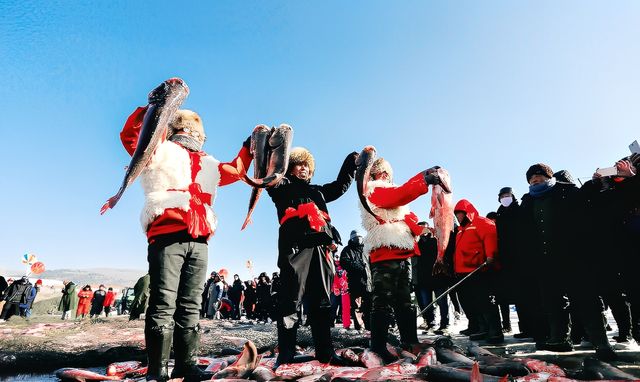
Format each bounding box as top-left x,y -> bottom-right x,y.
266,147 -> 358,368
356,151 -> 446,363
117,85 -> 252,381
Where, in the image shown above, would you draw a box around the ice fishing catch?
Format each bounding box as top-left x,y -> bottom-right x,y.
100,77 -> 190,214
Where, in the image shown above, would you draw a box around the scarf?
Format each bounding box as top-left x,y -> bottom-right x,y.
169,133 -> 202,152
529,177 -> 556,197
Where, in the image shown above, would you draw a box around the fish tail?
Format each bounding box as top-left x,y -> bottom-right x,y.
241,216 -> 252,230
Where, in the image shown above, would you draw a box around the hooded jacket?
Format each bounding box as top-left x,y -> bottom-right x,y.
453,199 -> 498,274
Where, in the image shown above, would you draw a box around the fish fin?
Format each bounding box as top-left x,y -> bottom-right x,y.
100,195 -> 120,215
471,362 -> 483,382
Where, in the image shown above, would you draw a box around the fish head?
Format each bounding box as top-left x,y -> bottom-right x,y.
148,77 -> 190,106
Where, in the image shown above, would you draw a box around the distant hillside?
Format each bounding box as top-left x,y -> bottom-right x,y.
3,268 -> 147,287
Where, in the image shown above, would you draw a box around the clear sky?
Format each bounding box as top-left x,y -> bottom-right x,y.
1,1 -> 639,280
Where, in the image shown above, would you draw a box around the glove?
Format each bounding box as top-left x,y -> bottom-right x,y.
344,151 -> 359,173
423,166 -> 442,185
242,135 -> 252,150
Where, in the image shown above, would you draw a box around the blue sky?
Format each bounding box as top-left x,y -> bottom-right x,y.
1,1 -> 639,280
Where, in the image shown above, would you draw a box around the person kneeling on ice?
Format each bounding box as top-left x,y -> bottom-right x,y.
360,158 -> 445,363
120,105 -> 252,381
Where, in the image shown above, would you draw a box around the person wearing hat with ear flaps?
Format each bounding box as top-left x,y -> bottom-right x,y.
119,93 -> 254,380
266,146 -> 358,367
519,163 -> 616,360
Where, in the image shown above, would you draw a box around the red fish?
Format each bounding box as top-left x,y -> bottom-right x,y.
359,348 -> 385,368
275,360 -> 327,379
100,77 -> 189,214
429,168 -> 453,274
212,341 -> 259,379
415,348 -> 437,367
516,358 -> 565,377
105,360 -> 142,377
54,367 -> 122,381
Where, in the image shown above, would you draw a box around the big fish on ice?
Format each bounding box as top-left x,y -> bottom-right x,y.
100,77 -> 189,214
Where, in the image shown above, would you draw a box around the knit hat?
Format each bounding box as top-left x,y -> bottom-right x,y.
169,110 -> 205,142
350,230 -> 360,240
526,163 -> 554,182
553,170 -> 575,185
289,147 -> 315,176
370,158 -> 393,181
498,187 -> 513,196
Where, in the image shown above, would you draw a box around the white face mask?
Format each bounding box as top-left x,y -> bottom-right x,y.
500,196 -> 513,207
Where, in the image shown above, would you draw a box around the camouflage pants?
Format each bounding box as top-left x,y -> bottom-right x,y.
370,259 -> 412,315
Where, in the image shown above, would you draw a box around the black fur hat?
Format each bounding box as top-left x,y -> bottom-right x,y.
526,163 -> 554,182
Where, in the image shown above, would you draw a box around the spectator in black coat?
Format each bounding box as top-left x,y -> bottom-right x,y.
0,276 -> 32,322
228,275 -> 244,320
339,230 -> 371,330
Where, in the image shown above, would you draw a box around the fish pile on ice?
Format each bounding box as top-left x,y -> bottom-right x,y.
54,336 -> 638,381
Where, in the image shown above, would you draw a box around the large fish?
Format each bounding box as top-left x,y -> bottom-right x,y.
419,364 -> 504,382
100,77 -> 189,214
212,341 -> 259,379
581,357 -> 637,380
429,167 -> 454,275
54,367 -> 122,381
104,360 -> 144,378
241,124 -> 293,229
355,146 -> 384,223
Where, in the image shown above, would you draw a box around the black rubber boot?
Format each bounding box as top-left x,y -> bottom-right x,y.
145,324 -> 173,382
485,307 -> 505,344
310,308 -> 337,363
396,306 -> 419,349
370,311 -> 397,364
274,320 -> 298,370
171,323 -> 210,381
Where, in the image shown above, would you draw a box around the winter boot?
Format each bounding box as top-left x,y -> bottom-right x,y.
460,314 -> 479,336
171,323 -> 209,381
485,308 -> 504,344
370,311 -> 397,364
145,324 -> 173,382
310,308 -> 337,363
274,319 -> 298,370
468,314 -> 489,341
396,306 -> 419,350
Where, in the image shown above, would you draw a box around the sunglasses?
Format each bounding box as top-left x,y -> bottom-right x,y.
182,127 -> 206,142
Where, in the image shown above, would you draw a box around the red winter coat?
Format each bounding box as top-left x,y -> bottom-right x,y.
103,291 -> 116,307
120,107 -> 252,241
366,173 -> 429,263
76,290 -> 92,316
453,199 -> 498,274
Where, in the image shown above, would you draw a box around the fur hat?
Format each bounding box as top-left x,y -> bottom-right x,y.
289,147 -> 315,175
526,163 -> 554,182
370,158 -> 393,181
169,110 -> 205,142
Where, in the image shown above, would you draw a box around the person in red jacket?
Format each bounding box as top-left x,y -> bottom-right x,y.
119,91 -> 252,381
76,285 -> 92,320
103,287 -> 116,317
453,199 -> 503,344
359,158 -> 444,362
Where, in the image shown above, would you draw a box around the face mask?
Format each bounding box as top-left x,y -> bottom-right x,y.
500,196 -> 513,207
170,133 -> 203,152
